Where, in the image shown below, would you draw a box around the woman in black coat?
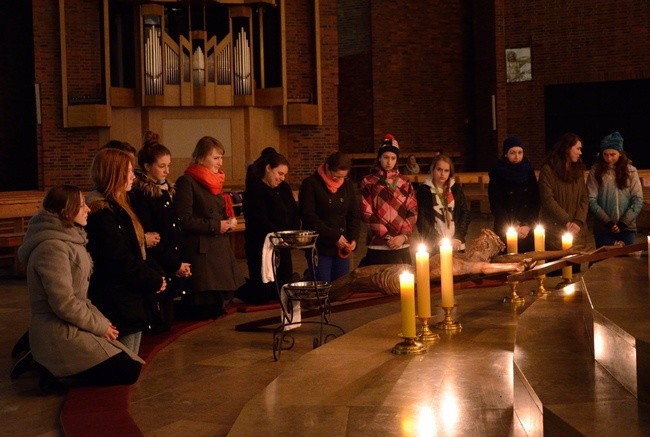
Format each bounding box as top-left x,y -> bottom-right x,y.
130,135 -> 191,331
299,152 -> 361,282
488,136 -> 540,253
86,148 -> 166,353
416,154 -> 470,252
238,151 -> 299,304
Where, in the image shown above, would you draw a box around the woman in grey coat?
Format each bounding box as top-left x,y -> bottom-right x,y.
175,136 -> 244,319
17,185 -> 143,393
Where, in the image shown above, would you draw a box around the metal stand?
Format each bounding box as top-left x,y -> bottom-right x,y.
270,232 -> 344,361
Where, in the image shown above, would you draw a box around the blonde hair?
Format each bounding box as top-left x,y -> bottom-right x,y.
429,154 -> 456,199
91,148 -> 145,246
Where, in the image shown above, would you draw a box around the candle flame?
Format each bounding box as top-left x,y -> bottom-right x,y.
417,243 -> 427,253
440,238 -> 451,247
535,224 -> 544,232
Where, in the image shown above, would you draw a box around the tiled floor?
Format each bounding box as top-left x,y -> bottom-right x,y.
3,214 -> 534,436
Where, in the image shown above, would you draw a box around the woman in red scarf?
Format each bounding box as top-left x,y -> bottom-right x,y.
174,136 -> 244,319
299,152 -> 361,281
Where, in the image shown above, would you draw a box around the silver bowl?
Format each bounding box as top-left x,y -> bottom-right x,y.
284,281 -> 331,299
273,230 -> 318,246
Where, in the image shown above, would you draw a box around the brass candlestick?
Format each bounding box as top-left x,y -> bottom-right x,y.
434,306 -> 462,332
392,336 -> 427,355
531,274 -> 550,296
417,317 -> 440,342
503,281 -> 525,304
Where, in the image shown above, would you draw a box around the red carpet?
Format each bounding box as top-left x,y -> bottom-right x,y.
60,319 -> 213,437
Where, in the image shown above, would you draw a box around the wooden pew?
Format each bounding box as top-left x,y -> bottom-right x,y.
0,191 -> 45,275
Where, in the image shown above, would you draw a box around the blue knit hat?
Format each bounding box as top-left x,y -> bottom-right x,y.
600,132 -> 624,152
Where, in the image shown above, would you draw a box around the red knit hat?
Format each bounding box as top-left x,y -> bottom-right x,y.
377,134 -> 400,160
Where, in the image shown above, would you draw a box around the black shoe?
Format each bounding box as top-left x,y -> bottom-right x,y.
35,363 -> 66,395
10,350 -> 34,380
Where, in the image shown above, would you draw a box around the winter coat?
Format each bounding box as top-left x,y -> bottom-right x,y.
242,178 -> 299,288
130,173 -> 184,280
488,158 -> 540,240
538,164 -> 589,250
17,210 -> 143,377
360,170 -> 418,246
175,174 -> 245,292
587,164 -> 644,235
86,192 -> 164,336
299,172 -> 361,257
416,179 -> 470,246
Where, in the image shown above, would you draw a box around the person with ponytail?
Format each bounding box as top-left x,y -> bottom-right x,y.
299,151 -> 361,281
587,132 -> 643,247
359,134 -> 418,266
130,131 -> 191,332
237,149 -> 299,304
174,136 -> 244,318
86,148 -> 166,353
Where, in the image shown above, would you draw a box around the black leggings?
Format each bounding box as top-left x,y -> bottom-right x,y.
72,352 -> 142,386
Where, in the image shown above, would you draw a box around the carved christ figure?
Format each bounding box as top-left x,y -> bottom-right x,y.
329,229 -> 578,300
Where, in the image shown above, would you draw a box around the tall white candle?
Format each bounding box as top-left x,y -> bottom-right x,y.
415,244 -> 431,318
562,233 -> 573,280
399,271 -> 416,338
440,238 -> 454,307
506,227 -> 518,254
534,225 -> 545,266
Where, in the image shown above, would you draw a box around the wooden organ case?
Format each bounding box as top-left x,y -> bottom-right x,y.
58,0 -> 322,128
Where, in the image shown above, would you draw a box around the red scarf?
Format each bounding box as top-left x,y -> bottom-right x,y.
317,163 -> 344,193
185,163 -> 235,218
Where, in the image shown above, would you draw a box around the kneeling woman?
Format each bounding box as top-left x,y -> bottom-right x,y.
17,185 -> 143,392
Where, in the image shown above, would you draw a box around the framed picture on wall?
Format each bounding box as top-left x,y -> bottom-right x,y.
506,47 -> 532,83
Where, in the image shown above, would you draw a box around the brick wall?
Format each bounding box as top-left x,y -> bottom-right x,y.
501,0 -> 650,168
33,0 -> 101,190
285,0 -> 341,186
369,1 -> 474,161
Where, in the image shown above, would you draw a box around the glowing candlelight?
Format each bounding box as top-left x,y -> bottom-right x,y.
415,244 -> 431,318
440,238 -> 454,307
534,225 -> 545,252
506,227 -> 518,254
399,271 -> 416,338
562,233 -> 573,280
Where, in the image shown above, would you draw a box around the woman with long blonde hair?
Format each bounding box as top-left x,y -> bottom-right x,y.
86,147 -> 166,353
416,154 -> 470,252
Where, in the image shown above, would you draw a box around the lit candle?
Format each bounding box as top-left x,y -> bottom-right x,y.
440,238 -> 454,307
562,232 -> 573,280
506,227 -> 518,254
647,236 -> 649,276
399,271 -> 417,338
415,244 -> 431,318
534,225 -> 545,252
534,225 -> 545,265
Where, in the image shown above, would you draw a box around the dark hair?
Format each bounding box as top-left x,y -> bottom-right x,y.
247,151 -> 289,181
593,151 -> 631,189
325,152 -> 351,172
138,131 -> 171,169
543,133 -> 585,182
101,139 -> 137,157
192,136 -> 225,163
260,146 -> 277,158
42,185 -> 83,228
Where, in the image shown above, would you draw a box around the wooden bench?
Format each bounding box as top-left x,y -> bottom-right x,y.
0,191 -> 45,276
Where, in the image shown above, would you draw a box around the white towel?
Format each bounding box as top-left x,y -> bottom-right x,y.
280,284 -> 301,330
261,233 -> 275,283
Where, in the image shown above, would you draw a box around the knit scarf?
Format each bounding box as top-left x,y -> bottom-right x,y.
492,157 -> 533,184
374,166 -> 399,190
184,163 -> 235,218
317,163 -> 344,193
